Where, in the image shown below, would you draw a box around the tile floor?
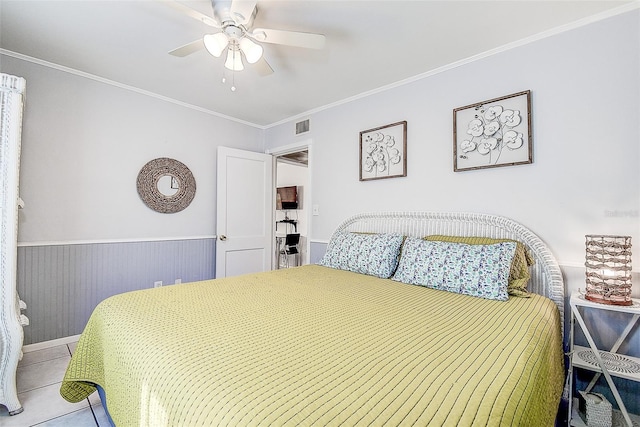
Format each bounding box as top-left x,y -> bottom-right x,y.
0,341 -> 111,427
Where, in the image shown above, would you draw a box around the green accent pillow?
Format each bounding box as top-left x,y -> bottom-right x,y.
424,235 -> 534,297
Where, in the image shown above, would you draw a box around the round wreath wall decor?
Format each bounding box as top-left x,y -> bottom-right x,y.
136,157 -> 196,214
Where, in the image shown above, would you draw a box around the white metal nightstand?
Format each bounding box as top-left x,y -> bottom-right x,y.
568,293 -> 640,427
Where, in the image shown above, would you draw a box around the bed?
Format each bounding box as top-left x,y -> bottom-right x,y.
60,212 -> 565,426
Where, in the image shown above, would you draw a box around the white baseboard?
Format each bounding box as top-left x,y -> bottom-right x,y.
23,334 -> 81,352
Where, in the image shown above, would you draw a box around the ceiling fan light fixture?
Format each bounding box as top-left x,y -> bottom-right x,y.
224,46 -> 244,71
203,32 -> 229,57
239,38 -> 263,64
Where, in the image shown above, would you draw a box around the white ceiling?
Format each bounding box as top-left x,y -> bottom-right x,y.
0,0 -> 634,127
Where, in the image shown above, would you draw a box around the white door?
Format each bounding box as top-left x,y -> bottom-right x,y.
216,146 -> 273,278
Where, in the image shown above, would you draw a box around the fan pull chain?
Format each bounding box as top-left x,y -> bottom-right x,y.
220,48 -> 238,92
231,48 -> 237,91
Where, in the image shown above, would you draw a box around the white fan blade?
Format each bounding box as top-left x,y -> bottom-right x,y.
230,0 -> 257,26
251,56 -> 274,76
169,39 -> 205,57
162,0 -> 219,28
252,28 -> 325,49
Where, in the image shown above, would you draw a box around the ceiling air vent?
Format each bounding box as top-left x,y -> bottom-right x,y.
295,119 -> 310,135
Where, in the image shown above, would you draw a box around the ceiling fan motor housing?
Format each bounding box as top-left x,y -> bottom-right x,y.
212,0 -> 255,28
224,25 -> 245,40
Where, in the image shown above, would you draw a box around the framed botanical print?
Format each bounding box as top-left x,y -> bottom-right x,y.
453,91 -> 532,172
359,121 -> 407,181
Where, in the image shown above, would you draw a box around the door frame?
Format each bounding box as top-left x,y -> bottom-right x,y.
267,139 -> 312,269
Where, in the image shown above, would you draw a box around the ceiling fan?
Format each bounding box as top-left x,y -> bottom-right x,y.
166,0 -> 326,79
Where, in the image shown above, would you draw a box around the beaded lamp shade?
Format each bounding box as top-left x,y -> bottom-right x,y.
585,235 -> 632,306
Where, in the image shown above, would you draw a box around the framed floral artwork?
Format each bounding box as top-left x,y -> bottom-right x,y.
359,121 -> 407,181
453,90 -> 532,172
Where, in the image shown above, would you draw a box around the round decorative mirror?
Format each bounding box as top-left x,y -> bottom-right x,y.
156,175 -> 179,197
136,158 -> 196,214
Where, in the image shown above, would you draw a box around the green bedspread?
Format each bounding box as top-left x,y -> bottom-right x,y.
61,265 -> 564,426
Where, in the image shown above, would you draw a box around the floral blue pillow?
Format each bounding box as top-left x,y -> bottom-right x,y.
318,232 -> 405,278
392,237 -> 516,301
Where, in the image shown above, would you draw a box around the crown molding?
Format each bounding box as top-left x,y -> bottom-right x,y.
2,2 -> 637,130
0,48 -> 266,129
265,2 -> 640,129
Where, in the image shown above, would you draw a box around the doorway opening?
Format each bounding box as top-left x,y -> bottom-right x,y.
273,147 -> 310,269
